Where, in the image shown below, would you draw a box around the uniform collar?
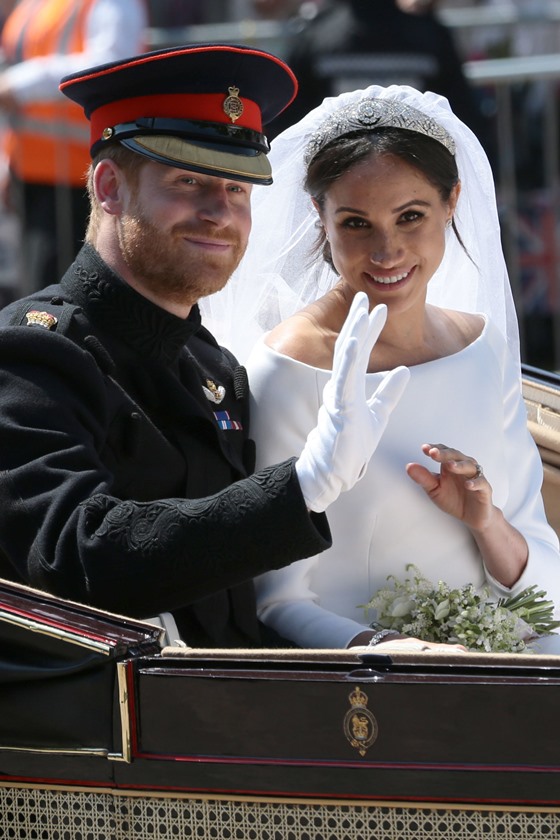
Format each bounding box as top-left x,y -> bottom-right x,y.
61,243 -> 203,364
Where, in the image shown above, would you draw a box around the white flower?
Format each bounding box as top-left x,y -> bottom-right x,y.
434,599 -> 450,621
389,596 -> 416,618
360,566 -> 560,653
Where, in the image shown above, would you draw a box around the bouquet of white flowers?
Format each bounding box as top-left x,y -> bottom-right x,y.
360,565 -> 560,653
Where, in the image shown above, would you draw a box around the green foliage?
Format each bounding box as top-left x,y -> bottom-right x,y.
360,566 -> 560,653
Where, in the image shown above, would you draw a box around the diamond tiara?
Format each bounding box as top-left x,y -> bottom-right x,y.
304,98 -> 456,165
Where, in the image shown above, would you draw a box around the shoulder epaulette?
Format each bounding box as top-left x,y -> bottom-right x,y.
8,298 -> 115,375
8,297 -> 80,334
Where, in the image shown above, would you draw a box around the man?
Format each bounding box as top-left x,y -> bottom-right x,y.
0,44 -> 408,646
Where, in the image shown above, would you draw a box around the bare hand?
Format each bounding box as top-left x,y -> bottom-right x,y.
349,629 -> 467,653
406,443 -> 494,532
374,637 -> 467,653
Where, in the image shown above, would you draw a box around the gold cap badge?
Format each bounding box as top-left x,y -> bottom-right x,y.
223,86 -> 244,123
25,310 -> 58,330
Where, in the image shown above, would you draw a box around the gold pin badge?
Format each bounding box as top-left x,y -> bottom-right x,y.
25,310 -> 58,330
203,379 -> 226,404
223,86 -> 244,123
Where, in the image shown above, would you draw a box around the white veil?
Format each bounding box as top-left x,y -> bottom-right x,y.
200,84 -> 519,365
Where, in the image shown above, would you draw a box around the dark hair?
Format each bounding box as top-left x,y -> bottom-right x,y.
304,128 -> 462,270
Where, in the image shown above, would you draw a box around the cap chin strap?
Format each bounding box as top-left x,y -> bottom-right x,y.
91,117 -> 269,158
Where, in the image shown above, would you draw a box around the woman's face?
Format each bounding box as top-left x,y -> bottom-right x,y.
316,151 -> 460,316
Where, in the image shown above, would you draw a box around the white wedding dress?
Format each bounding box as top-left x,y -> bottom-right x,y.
247,315 -> 560,651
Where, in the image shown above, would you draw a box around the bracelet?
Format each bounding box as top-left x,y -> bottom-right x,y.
367,628 -> 398,648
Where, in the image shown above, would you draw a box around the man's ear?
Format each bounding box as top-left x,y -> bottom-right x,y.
93,158 -> 127,216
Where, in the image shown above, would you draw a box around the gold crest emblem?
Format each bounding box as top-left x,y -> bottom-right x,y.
223,86 -> 244,123
25,310 -> 58,330
343,686 -> 378,756
203,379 -> 226,404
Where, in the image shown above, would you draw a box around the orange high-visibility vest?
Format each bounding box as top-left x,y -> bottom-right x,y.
2,0 -> 98,186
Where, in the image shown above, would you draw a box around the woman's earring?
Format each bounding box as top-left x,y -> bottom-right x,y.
445,218 -> 453,229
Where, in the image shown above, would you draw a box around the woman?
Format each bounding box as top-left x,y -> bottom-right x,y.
201,85 -> 560,652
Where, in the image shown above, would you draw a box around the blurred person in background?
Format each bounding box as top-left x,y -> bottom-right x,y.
251,0 -> 306,18
146,0 -> 208,26
265,0 -> 493,163
250,0 -> 322,20
0,0 -> 147,296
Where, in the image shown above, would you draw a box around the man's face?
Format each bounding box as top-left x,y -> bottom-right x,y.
117,160 -> 253,308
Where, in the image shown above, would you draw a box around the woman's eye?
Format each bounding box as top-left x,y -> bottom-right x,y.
400,210 -> 423,223
342,216 -> 368,229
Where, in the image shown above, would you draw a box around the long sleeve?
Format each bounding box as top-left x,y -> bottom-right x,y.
0,322 -> 331,619
247,322 -> 560,650
482,324 -> 560,610
248,338 -> 368,647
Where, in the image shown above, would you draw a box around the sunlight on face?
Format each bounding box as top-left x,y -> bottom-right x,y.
118,163 -> 252,308
320,152 -> 459,316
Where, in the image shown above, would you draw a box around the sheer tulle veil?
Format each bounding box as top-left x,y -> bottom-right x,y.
200,84 -> 519,365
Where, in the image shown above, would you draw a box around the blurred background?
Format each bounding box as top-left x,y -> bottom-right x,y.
2,0 -> 560,372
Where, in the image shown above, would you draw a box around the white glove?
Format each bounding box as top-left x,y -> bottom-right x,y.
295,293 -> 410,512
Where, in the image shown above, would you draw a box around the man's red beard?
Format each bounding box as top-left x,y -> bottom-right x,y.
118,209 -> 247,308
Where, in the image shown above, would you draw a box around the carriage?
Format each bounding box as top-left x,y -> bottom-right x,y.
1,366 -> 560,840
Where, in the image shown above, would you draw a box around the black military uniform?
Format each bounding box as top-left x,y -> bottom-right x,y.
0,244 -> 330,645
0,44 -> 332,647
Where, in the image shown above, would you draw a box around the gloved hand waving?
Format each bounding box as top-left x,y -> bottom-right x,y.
296,293 -> 410,512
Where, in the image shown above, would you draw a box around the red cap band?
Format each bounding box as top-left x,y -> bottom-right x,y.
90,93 -> 263,147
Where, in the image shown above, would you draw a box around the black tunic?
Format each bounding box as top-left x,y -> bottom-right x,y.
0,244 -> 331,645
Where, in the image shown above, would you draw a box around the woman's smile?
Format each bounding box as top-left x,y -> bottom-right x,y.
319,152 -> 457,316
366,267 -> 414,286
